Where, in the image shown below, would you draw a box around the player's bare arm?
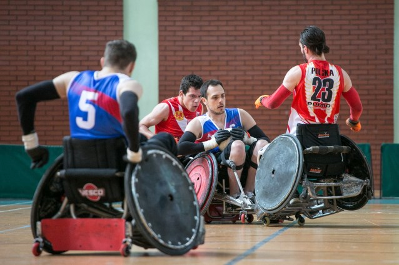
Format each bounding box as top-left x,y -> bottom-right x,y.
342,69 -> 353,93
52,71 -> 80,98
238,109 -> 256,131
139,103 -> 169,139
282,65 -> 302,92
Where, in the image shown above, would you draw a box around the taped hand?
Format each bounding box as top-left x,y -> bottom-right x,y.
126,148 -> 142,164
346,118 -> 362,132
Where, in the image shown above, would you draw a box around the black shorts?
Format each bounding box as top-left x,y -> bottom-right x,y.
216,141 -> 257,190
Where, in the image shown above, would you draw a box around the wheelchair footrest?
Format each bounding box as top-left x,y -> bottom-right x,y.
40,218 -> 128,252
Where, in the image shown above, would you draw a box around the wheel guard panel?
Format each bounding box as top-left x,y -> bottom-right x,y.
255,134 -> 303,213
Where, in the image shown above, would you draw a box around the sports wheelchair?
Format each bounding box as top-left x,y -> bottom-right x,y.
254,124 -> 373,226
31,136 -> 205,257
185,150 -> 256,224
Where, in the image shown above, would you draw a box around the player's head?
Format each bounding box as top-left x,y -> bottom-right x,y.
299,26 -> 330,56
200,79 -> 225,115
179,74 -> 203,95
178,74 -> 203,112
103,40 -> 137,70
200,79 -> 224,99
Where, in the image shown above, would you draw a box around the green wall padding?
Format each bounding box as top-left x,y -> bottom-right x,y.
357,143 -> 372,166
381,143 -> 399,198
0,145 -> 63,199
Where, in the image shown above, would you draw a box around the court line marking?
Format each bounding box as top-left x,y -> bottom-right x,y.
0,225 -> 30,234
0,207 -> 31,213
0,200 -> 32,207
225,221 -> 297,265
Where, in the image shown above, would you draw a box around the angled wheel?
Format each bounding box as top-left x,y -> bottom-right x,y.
185,152 -> 218,215
255,134 -> 303,214
125,145 -> 202,256
30,155 -> 66,255
336,135 -> 373,210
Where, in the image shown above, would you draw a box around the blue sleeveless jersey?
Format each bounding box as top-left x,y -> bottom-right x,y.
67,70 -> 130,139
197,108 -> 243,153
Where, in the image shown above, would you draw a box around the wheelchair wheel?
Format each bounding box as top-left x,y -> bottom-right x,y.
30,154 -> 66,254
125,145 -> 201,256
185,152 -> 218,215
336,135 -> 373,210
255,134 -> 303,213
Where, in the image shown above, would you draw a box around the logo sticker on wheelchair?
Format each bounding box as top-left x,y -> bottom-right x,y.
78,183 -> 105,202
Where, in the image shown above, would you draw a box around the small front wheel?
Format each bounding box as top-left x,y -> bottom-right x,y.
32,242 -> 42,256
240,213 -> 246,224
297,216 -> 305,226
246,214 -> 254,224
120,243 -> 130,257
262,216 -> 271,226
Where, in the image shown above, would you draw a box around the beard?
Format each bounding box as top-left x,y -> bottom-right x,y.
302,51 -> 308,63
208,106 -> 225,115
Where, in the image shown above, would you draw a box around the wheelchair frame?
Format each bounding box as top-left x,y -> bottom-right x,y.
255,133 -> 373,227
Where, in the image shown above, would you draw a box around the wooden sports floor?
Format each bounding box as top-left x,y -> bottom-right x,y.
1,199 -> 398,265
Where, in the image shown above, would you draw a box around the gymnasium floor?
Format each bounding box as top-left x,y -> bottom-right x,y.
1,199 -> 398,265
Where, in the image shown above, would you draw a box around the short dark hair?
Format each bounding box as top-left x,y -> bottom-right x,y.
103,40 -> 137,70
299,26 -> 330,55
200,79 -> 224,98
180,74 -> 203,94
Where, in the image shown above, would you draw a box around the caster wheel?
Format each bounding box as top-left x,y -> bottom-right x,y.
120,243 -> 131,257
205,220 -> 212,224
192,245 -> 198,250
297,216 -> 305,226
240,214 -> 246,224
32,242 -> 42,257
262,217 -> 271,226
246,214 -> 254,224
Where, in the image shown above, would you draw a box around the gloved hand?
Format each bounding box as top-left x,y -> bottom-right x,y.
213,129 -> 231,144
254,95 -> 269,109
230,127 -> 245,141
126,148 -> 142,163
346,118 -> 362,132
26,146 -> 49,169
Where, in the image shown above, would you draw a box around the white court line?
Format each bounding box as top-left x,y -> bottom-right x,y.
0,206 -> 31,213
0,225 -> 30,234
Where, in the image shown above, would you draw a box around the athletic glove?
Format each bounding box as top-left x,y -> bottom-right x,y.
26,146 -> 49,169
254,95 -> 269,109
346,118 -> 362,132
214,129 -> 231,144
230,127 -> 245,141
